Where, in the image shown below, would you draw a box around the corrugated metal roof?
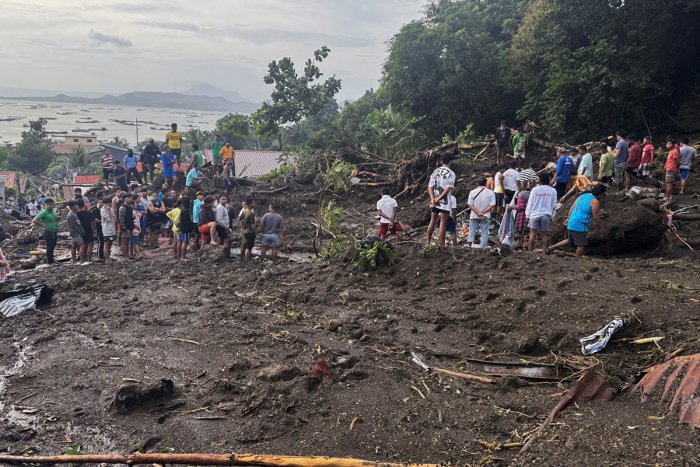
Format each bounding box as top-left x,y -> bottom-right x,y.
0,172 -> 17,189
202,149 -> 284,177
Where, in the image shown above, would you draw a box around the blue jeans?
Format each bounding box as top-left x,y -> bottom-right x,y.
468,218 -> 491,249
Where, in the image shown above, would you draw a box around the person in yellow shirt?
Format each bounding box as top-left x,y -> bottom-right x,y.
166,200 -> 182,260
219,141 -> 235,176
165,123 -> 182,168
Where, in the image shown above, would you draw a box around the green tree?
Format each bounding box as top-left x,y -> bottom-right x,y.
11,118 -> 56,174
215,114 -> 252,148
380,0 -> 526,138
253,46 -> 342,147
509,0 -> 700,139
110,136 -> 129,148
45,146 -> 99,180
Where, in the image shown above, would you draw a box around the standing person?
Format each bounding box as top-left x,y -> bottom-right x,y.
166,199 -> 182,259
425,155 -> 456,248
598,143 -> 615,183
32,198 -> 59,265
27,198 -> 39,217
101,150 -> 115,187
146,192 -> 165,248
219,141 -> 235,175
191,191 -> 205,250
161,145 -> 176,189
613,130 -> 629,188
76,199 -> 95,262
113,160 -> 129,191
100,196 -> 117,264
197,195 -> 219,246
259,203 -> 284,263
467,179 -> 496,249
215,196 -> 232,257
502,162 -> 520,205
639,136 -> 655,184
494,121 -> 510,165
511,127 -> 528,168
511,186 -> 530,249
211,135 -> 225,177
91,199 -> 104,261
141,139 -> 160,184
165,123 -> 182,168
494,164 -> 506,215
178,197 -> 195,261
118,194 -> 135,259
124,149 -> 142,185
239,197 -> 256,261
223,158 -> 239,196
130,200 -> 143,259
190,144 -> 205,169
679,138 -> 696,195
376,187 -> 399,240
578,145 -> 593,179
625,135 -> 642,189
549,184 -> 606,258
444,194 -> 458,247
17,194 -> 26,217
67,201 -> 86,263
526,173 -> 558,252
518,162 -> 539,191
554,150 -> 574,199
664,138 -> 681,201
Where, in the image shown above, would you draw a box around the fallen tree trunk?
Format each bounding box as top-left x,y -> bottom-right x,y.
673,213 -> 700,221
0,452 -> 438,466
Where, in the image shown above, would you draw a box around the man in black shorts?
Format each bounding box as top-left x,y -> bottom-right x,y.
146,192 -> 165,248
76,199 -> 95,262
239,197 -> 256,261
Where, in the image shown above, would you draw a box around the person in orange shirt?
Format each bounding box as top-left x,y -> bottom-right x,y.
664,138 -> 681,201
219,141 -> 235,176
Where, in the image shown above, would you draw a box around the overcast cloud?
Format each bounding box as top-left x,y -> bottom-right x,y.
0,0 -> 424,102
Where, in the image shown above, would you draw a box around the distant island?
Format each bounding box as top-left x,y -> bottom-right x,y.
0,91 -> 260,113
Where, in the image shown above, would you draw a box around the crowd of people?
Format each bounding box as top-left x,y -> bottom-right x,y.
376,125 -> 695,258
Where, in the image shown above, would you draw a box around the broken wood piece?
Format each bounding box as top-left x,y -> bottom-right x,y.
631,337 -> 665,345
518,370 -> 614,455
173,338 -> 200,345
459,358 -> 563,380
433,368 -> 495,384
0,452 -> 441,466
478,439 -> 524,451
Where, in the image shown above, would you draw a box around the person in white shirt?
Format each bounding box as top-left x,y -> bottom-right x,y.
439,194 -> 458,247
525,173 -> 558,252
467,178 -> 496,249
376,187 -> 399,239
577,145 -> 593,178
426,156 -> 456,248
502,162 -> 520,205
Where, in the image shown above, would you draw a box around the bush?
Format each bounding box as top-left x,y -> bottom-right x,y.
352,240 -> 396,271
324,160 -> 357,193
258,162 -> 294,181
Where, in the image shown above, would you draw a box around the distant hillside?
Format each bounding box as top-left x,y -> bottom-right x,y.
0,91 -> 260,113
182,84 -> 249,103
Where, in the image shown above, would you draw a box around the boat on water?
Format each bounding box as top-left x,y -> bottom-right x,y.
76,119 -> 100,124
57,111 -> 76,115
0,116 -> 22,122
150,126 -> 171,130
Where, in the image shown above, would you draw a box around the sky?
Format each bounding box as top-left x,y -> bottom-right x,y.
0,0 -> 425,102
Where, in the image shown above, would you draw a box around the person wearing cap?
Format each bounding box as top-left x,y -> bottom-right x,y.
32,198 -> 59,265
165,123 -> 182,168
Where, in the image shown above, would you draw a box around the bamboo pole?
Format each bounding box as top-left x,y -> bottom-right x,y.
0,452 -> 440,466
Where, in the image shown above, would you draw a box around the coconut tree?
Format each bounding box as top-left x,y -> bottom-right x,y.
45,146 -> 99,181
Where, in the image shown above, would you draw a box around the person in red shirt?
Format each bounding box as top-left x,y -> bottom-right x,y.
625,135 -> 642,189
639,136 -> 654,183
664,138 -> 681,201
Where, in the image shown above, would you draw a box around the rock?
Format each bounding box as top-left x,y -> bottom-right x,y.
341,370 -> 369,381
228,359 -> 251,372
517,334 -> 540,354
638,198 -> 661,212
333,355 -> 359,369
256,364 -> 301,382
327,319 -> 343,332
113,379 -> 175,414
294,173 -> 315,185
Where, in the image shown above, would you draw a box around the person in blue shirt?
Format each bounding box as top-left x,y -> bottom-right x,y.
549,184 -> 605,258
554,150 -> 574,199
123,149 -> 142,185
185,166 -> 202,190
161,145 -> 176,189
113,160 -> 129,191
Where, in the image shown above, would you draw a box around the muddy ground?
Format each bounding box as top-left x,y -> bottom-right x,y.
1,149 -> 699,466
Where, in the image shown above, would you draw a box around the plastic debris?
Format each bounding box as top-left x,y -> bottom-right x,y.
579,318 -> 624,355
0,283 -> 53,318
